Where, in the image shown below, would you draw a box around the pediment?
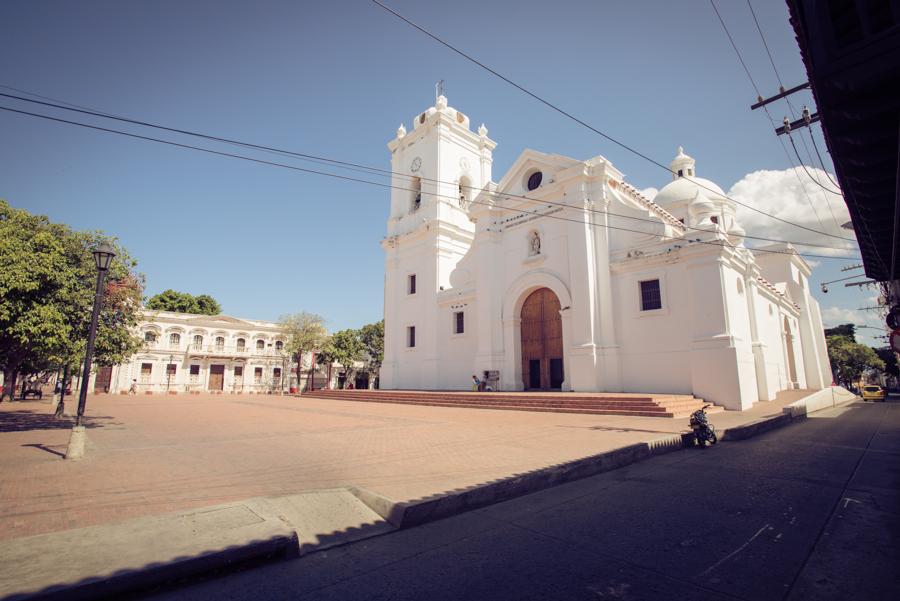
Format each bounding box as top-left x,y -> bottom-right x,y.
496,149 -> 582,196
186,314 -> 256,328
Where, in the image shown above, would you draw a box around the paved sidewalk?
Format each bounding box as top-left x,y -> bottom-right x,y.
0,390 -> 812,543
149,400 -> 900,601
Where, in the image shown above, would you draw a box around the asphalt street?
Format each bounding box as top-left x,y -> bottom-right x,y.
150,399 -> 899,601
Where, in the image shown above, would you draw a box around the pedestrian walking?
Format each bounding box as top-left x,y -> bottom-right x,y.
129,379 -> 138,395
471,374 -> 481,392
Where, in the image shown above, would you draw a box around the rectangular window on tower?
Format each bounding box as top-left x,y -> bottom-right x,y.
639,279 -> 662,311
408,274 -> 416,295
453,311 -> 465,334
407,326 -> 416,348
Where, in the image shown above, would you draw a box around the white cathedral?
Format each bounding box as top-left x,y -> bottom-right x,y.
380,95 -> 831,410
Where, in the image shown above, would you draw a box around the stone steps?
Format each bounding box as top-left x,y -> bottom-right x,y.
301,390 -> 724,419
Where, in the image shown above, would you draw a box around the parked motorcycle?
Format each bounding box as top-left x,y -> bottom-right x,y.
689,404 -> 717,448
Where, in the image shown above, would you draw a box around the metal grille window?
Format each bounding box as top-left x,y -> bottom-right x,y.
169,333 -> 180,349
254,367 -> 263,384
639,279 -> 662,311
189,364 -> 200,384
140,363 -> 152,384
192,335 -> 203,349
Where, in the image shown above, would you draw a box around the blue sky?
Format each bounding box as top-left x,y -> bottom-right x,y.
0,0 -> 879,345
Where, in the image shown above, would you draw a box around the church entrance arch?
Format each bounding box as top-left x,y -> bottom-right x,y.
520,287 -> 564,390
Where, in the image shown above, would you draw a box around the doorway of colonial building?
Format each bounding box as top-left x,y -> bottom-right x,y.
93,366 -> 112,393
520,287 -> 564,390
209,364 -> 225,391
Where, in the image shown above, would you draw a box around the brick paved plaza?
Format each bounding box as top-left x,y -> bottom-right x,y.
0,392 -> 801,542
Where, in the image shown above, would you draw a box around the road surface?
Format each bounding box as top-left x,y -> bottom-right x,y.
150,399 -> 899,601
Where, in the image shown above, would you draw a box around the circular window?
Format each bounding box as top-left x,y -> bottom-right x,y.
526,171 -> 543,191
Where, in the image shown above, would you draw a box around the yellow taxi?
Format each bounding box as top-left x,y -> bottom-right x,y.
861,385 -> 886,401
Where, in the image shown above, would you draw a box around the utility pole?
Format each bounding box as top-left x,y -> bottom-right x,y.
750,83 -> 821,136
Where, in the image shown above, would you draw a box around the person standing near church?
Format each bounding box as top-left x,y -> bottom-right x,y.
471,374 -> 480,392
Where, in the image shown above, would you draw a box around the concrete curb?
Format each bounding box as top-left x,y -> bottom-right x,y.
1,490 -> 392,601
352,432 -> 695,529
2,533 -> 299,601
721,387 -> 860,442
720,412 -> 795,441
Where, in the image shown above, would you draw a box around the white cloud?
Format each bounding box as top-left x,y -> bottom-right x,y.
639,187 -> 658,202
728,167 -> 857,256
821,306 -> 873,326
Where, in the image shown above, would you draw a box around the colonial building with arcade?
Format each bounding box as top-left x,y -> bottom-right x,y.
380,95 -> 831,410
93,310 -> 309,394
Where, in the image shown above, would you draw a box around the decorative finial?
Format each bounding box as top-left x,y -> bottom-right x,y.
677,146 -> 684,155
397,123 -> 406,139
478,123 -> 488,137
436,95 -> 448,110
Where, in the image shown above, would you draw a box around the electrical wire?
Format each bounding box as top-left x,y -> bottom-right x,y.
370,0 -> 855,243
744,0 -> 845,232
0,103 -> 861,263
0,89 -> 857,253
788,135 -> 843,195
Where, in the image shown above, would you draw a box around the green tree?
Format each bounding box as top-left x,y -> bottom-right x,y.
825,324 -> 857,340
875,347 -> 898,383
146,289 -> 220,315
359,320 -> 384,380
826,334 -> 884,387
0,200 -> 143,401
279,312 -> 328,392
194,294 -> 222,316
326,329 -> 364,388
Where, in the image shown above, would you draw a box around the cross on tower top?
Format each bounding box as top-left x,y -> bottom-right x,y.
435,80 -> 444,102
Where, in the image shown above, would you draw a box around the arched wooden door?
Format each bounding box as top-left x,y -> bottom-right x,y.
520,288 -> 564,390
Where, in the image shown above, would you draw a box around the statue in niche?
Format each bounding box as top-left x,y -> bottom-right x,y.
528,231 -> 541,256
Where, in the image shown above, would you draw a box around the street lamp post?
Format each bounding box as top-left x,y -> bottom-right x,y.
66,242 -> 116,459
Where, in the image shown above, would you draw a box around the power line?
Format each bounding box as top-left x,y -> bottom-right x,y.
0,89 -> 857,253
370,0 -> 855,244
788,135 -> 843,195
743,1 -> 845,234
0,103 -> 860,263
714,0 -> 848,239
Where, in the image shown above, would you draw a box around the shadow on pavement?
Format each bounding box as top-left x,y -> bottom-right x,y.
0,410 -> 114,433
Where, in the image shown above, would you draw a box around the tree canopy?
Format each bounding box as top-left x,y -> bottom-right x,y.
825,324 -> 885,387
279,312 -> 328,358
146,289 -> 221,315
0,200 -> 143,400
325,329 -> 365,380
359,320 -> 384,375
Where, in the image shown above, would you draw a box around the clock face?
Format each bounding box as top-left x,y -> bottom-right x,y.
410,157 -> 422,172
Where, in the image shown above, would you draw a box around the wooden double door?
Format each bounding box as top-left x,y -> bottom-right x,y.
520,288 -> 564,390
209,365 -> 225,391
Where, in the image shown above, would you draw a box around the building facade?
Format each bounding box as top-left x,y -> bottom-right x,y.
380,95 -> 832,410
95,310 -> 323,394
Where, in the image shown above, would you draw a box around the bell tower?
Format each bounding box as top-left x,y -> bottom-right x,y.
381,93 -> 497,389
386,94 -> 496,239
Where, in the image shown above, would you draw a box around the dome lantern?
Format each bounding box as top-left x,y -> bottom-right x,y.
670,146 -> 696,180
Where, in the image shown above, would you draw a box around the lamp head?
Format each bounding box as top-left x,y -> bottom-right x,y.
93,241 -> 116,271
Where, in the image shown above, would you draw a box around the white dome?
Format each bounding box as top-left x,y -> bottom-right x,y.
654,176 -> 727,208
